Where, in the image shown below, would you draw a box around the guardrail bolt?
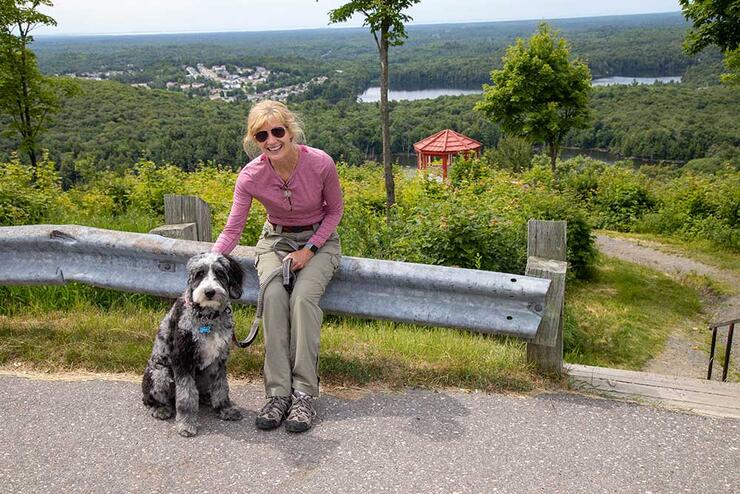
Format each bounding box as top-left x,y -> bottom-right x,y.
158,262 -> 176,272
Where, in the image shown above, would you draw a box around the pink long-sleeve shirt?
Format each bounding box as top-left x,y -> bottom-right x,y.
212,145 -> 344,254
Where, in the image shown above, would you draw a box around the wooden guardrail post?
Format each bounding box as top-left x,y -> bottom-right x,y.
149,194 -> 212,242
525,220 -> 567,375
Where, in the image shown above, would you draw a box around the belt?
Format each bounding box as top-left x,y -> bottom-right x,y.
270,222 -> 316,233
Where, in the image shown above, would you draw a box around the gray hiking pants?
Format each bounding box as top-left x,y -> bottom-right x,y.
254,222 -> 341,397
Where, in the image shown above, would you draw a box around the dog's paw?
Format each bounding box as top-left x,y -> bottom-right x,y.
177,422 -> 198,437
150,406 -> 173,420
218,406 -> 243,421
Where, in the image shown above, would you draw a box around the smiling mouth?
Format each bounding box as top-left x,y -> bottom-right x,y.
267,143 -> 283,152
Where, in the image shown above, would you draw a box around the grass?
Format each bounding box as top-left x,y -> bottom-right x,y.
0,254 -> 708,388
564,254 -> 705,369
0,284 -> 537,392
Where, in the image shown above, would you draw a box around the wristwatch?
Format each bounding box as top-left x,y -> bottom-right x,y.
305,243 -> 319,254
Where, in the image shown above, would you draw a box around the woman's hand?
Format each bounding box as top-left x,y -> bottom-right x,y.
286,248 -> 315,270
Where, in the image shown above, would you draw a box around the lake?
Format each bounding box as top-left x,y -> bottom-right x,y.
357,76 -> 683,102
357,87 -> 482,102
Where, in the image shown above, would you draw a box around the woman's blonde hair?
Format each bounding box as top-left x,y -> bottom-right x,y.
243,100 -> 305,157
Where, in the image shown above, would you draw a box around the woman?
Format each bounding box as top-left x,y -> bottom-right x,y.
212,100 -> 343,433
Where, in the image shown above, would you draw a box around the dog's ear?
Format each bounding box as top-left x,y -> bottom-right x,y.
185,254 -> 205,300
224,254 -> 244,299
186,253 -> 205,285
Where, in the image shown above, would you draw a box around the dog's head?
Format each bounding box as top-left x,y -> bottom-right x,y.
186,253 -> 244,310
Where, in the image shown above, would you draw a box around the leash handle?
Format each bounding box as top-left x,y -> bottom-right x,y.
282,257 -> 293,289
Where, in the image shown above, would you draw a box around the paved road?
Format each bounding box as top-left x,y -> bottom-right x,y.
1,373 -> 738,493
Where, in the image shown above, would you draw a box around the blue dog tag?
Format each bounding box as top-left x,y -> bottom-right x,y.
199,325 -> 212,334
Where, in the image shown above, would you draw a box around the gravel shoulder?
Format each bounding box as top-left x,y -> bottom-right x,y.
595,234 -> 739,380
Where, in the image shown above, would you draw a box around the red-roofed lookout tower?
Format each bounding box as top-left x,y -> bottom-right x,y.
413,129 -> 482,180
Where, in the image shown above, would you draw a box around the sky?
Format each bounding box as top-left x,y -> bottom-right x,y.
35,0 -> 683,36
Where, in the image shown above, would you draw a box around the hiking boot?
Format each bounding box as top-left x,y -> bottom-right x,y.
284,390 -> 317,433
255,395 -> 292,430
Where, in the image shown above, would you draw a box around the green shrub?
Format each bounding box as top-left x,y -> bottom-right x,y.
683,144 -> 740,174
448,154 -> 493,188
391,178 -> 527,273
487,135 -> 534,172
128,160 -> 187,215
389,167 -> 596,279
336,162 -> 390,258
590,166 -> 656,230
637,171 -> 739,250
0,154 -> 61,225
559,156 -> 605,203
2,156 -> 598,279
524,192 -> 597,280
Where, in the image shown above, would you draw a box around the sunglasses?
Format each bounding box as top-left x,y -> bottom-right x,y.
254,126 -> 286,143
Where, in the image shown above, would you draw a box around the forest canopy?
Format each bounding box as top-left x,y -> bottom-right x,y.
0,11 -> 736,177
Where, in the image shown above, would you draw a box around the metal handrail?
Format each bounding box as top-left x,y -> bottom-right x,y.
707,318 -> 738,382
0,225 -> 553,340
709,317 -> 740,330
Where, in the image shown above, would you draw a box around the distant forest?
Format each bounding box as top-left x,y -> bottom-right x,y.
33,12 -> 721,98
1,11 -> 736,179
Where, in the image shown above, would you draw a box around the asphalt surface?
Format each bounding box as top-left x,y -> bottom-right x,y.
1,374 -> 738,493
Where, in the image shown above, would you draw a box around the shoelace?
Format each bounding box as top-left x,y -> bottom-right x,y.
261,396 -> 291,416
290,394 -> 315,419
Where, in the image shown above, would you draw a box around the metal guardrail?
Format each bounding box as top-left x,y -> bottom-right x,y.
0,225 -> 552,339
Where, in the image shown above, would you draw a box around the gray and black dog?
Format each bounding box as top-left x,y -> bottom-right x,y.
142,252 -> 244,437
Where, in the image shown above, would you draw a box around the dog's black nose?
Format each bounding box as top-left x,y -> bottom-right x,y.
205,289 -> 216,299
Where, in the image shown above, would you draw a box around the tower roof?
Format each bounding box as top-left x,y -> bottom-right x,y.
413,129 -> 482,154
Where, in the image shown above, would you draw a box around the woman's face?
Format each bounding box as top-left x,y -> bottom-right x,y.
254,117 -> 294,161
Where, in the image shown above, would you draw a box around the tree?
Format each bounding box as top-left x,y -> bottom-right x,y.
326,0 -> 421,220
680,0 -> 740,85
721,47 -> 740,84
680,0 -> 740,54
0,0 -> 75,166
475,23 -> 591,177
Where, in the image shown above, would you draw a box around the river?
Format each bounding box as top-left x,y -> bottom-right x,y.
389,147 -> 678,170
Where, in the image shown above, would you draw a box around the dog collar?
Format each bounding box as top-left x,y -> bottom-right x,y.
183,295 -> 232,336
197,306 -> 232,335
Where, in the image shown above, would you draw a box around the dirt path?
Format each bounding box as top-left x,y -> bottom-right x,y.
595,235 -> 739,381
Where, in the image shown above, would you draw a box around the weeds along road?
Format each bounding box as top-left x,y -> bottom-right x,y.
0,373 -> 737,493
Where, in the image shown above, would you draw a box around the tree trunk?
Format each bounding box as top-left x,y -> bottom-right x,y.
27,148 -> 37,167
19,37 -> 36,167
379,28 -> 395,223
548,140 -> 559,178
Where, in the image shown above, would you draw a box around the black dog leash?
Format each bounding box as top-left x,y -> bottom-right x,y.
233,238 -> 303,348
